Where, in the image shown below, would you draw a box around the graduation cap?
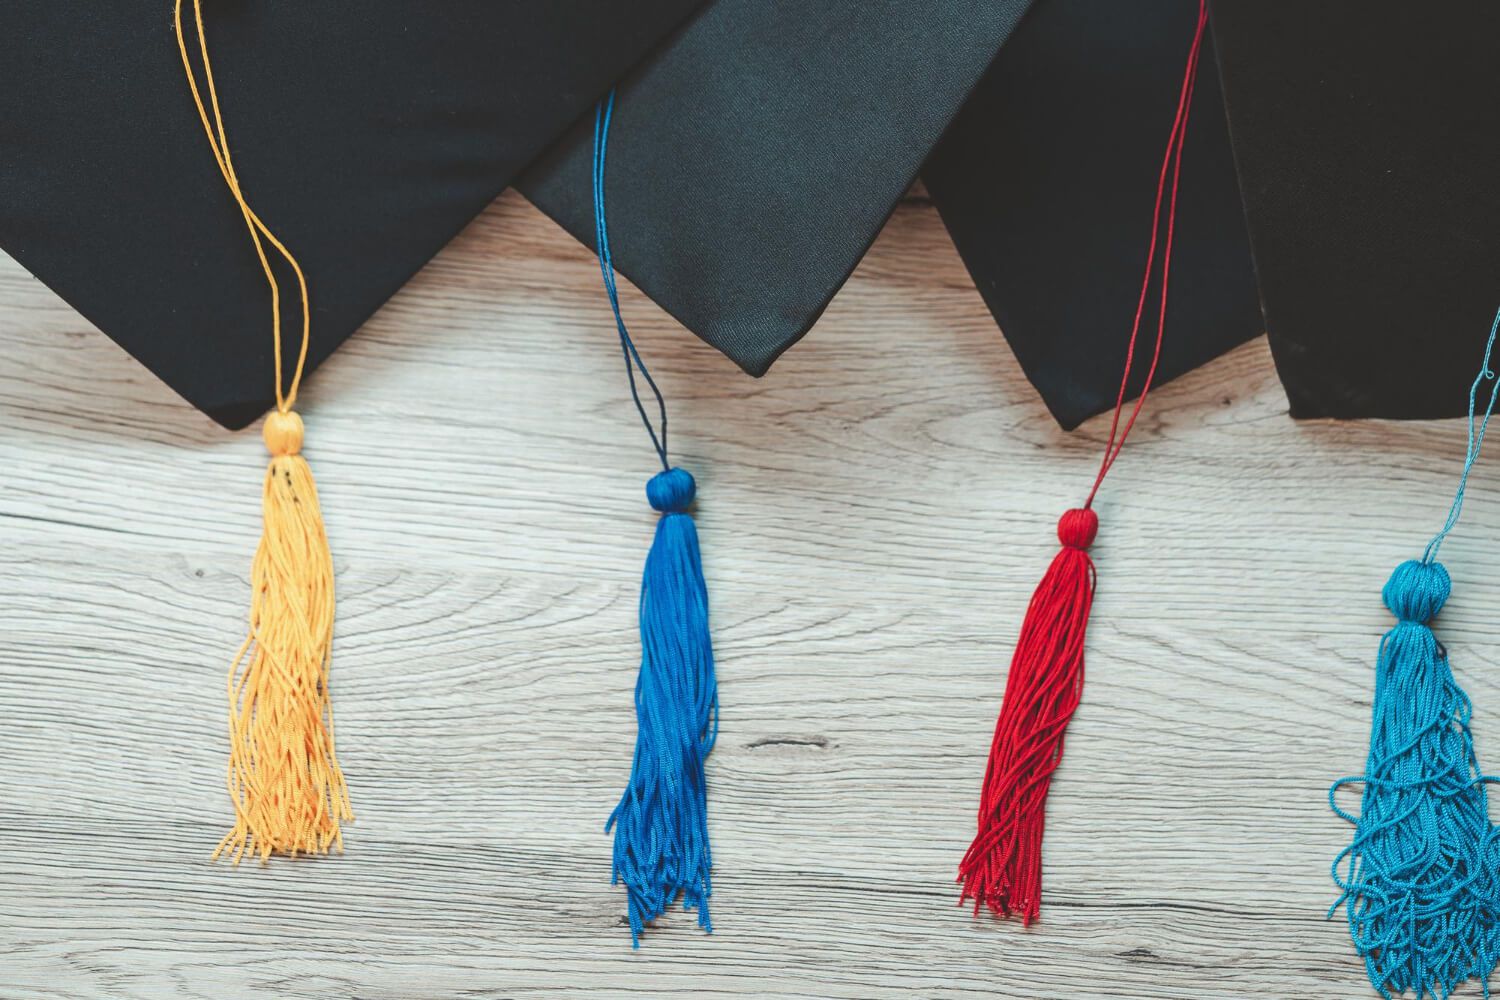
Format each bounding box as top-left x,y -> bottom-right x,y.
1212,0 -> 1500,420
923,0 -> 1262,430
516,0 -> 1035,378
0,0 -> 701,429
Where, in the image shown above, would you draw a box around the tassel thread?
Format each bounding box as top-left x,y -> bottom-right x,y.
217,411 -> 351,862
608,468 -> 718,945
960,509 -> 1096,923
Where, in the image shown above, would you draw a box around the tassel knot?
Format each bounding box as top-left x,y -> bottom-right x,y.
1056,508 -> 1098,550
647,467 -> 696,513
1382,559 -> 1451,624
262,410 -> 304,457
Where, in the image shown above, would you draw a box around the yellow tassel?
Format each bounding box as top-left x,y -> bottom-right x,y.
172,2 -> 354,860
216,410 -> 351,863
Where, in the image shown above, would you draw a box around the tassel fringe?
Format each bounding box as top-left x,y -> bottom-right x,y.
608,467 -> 718,946
960,508 -> 1098,924
216,411 -> 351,863
1331,560 -> 1500,999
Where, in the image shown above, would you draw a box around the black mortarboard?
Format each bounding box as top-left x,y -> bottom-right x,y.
1212,0 -> 1500,420
922,0 -> 1262,430
0,1 -> 700,429
516,0 -> 1034,378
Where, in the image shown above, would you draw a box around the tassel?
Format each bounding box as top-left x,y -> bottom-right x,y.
175,1 -> 352,860
1330,307 -> 1500,999
959,507 -> 1096,923
592,92 -> 719,944
958,0 -> 1207,924
1331,561 -> 1499,999
607,467 -> 718,946
215,410 -> 351,863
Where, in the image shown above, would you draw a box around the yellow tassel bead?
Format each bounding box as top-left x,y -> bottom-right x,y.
217,411 -> 351,863
262,409 -> 304,456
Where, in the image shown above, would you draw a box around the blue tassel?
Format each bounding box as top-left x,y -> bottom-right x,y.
607,466 -> 718,946
1331,561 -> 1500,999
1331,308 -> 1500,999
592,91 -> 719,945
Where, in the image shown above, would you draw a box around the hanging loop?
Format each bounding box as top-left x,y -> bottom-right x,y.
593,90 -> 672,472
1084,0 -> 1208,509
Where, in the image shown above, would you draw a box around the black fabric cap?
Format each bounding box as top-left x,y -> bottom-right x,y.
0,2 -> 700,429
516,0 -> 1034,378
923,0 -> 1263,431
1213,0 -> 1500,420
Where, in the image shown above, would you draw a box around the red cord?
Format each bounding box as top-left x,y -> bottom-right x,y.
1085,0 -> 1208,509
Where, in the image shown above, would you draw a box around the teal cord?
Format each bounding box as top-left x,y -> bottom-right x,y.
1423,307 -> 1500,563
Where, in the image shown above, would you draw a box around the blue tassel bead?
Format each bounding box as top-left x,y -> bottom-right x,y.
646,467 -> 696,513
608,467 -> 718,946
1332,560 -> 1500,999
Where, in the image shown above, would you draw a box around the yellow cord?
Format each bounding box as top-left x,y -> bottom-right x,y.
174,1 -> 350,861
174,0 -> 308,412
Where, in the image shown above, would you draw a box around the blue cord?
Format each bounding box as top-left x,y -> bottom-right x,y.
593,90 -> 671,472
1423,306 -> 1500,563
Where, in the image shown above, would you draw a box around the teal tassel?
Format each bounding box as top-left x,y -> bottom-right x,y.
1331,309 -> 1500,999
608,467 -> 718,946
1332,561 -> 1500,998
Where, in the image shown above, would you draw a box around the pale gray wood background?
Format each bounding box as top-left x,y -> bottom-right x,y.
4,189 -> 1498,999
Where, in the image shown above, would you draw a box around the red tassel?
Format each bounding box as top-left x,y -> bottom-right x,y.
958,0 -> 1207,926
959,508 -> 1097,924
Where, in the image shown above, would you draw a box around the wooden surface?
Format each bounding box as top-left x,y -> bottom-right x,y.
4,189 -> 1499,999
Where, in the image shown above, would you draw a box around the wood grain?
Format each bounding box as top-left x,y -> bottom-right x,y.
3,189 -> 1498,998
